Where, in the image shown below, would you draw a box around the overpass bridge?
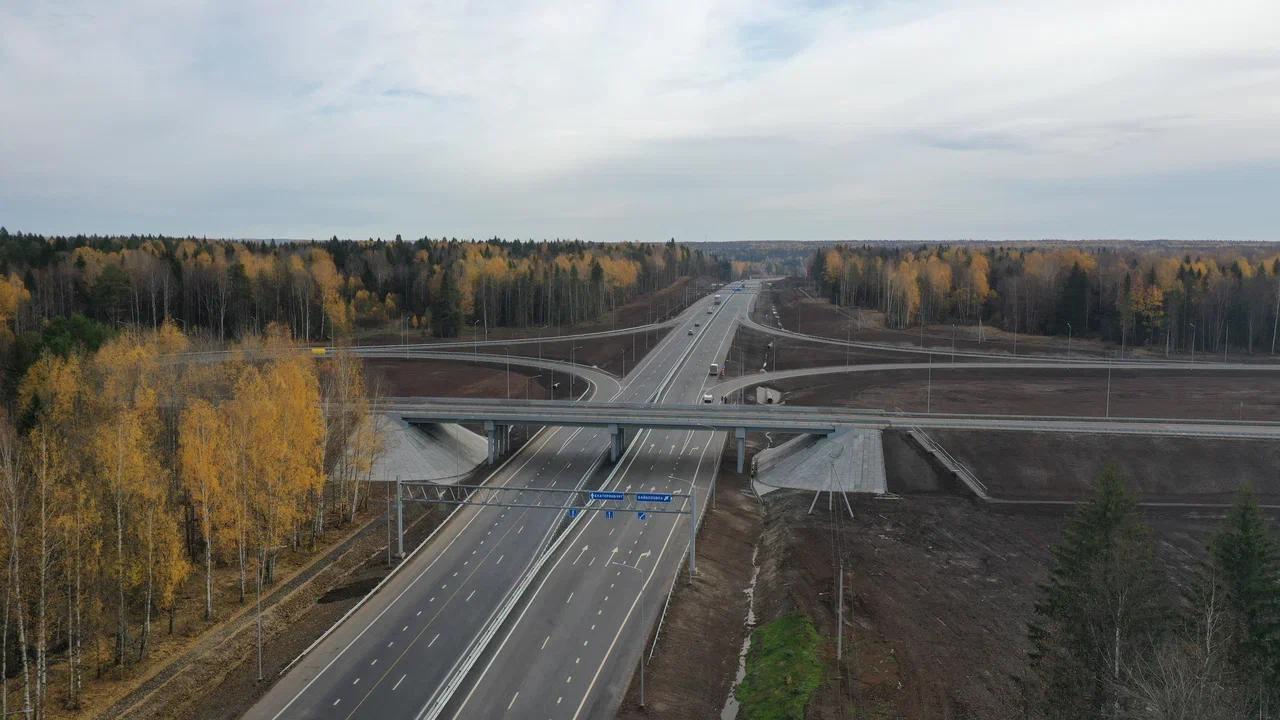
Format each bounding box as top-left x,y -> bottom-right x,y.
381,397 -> 1280,473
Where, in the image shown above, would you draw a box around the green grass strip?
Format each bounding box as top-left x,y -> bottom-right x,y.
736,612 -> 824,720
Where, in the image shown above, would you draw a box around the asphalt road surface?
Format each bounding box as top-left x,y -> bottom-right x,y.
246,284 -> 752,719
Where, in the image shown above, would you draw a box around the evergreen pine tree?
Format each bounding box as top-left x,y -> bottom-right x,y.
1211,486 -> 1280,708
1029,464 -> 1170,718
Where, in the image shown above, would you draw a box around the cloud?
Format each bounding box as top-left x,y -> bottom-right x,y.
1,0 -> 1278,240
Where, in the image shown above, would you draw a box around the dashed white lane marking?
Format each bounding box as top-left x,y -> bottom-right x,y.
416,610 -> 422,616
590,624 -> 595,631
497,554 -> 505,565
387,641 -> 394,648
583,640 -> 589,647
507,692 -> 519,710
557,696 -> 563,705
542,635 -> 550,650
370,659 -> 377,666
429,596 -> 435,603
429,633 -> 440,647
332,699 -> 341,707
517,525 -> 524,535
466,590 -> 476,602
402,625 -> 408,632
575,657 -> 581,664
588,555 -> 595,567
393,674 -> 406,691
566,592 -> 574,604
352,677 -> 360,685
566,676 -> 573,683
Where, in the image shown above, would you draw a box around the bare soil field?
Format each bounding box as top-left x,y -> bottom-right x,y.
775,366 -> 1280,421
759,278 -> 1278,362
726,324 -> 927,377
475,325 -> 672,377
619,421 -> 1278,719
747,490 -> 1239,720
932,430 -> 1280,505
363,356 -> 589,399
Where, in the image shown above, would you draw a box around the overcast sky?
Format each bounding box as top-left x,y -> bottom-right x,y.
2,1 -> 1278,242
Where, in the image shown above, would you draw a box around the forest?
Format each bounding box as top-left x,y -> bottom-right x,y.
809,243 -> 1280,354
0,232 -> 720,717
0,230 -> 729,347
0,320 -> 384,718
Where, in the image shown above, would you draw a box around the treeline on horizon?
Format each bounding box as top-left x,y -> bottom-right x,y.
0,229 -> 730,348
809,243 -> 1280,353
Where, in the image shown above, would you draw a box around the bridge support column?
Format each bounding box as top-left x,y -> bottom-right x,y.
485,420 -> 498,465
609,424 -> 625,463
735,427 -> 747,473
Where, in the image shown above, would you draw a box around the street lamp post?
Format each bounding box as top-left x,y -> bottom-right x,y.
926,353 -> 932,414
1105,353 -> 1113,418
1190,322 -> 1196,363
951,324 -> 957,363
525,375 -> 542,442
472,319 -> 481,358
1066,322 -> 1072,359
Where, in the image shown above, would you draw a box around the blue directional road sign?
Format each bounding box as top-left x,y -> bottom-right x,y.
590,491 -> 626,502
636,493 -> 672,503
637,511 -> 647,520
567,508 -> 579,518
605,510 -> 614,519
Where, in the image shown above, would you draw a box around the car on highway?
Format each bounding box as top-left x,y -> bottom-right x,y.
702,393 -> 714,403
688,329 -> 694,335
694,321 -> 701,326
706,308 -> 713,314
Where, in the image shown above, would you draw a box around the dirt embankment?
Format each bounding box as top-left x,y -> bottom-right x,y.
616,454 -> 763,719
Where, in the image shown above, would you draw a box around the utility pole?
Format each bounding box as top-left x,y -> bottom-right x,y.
395,476 -> 404,560
836,567 -> 844,662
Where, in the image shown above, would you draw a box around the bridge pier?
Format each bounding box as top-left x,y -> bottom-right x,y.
485,421 -> 497,464
609,424 -> 626,463
735,427 -> 747,473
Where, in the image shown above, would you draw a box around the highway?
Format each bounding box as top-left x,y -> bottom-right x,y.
438,286 -> 751,719
245,284 -> 750,719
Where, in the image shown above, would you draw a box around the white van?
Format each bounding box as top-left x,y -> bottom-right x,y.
709,363 -> 719,375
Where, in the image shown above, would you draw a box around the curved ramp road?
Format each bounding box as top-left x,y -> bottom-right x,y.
709,359 -> 1280,397
244,286 -> 753,720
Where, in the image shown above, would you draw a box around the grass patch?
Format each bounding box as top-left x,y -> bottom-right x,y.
736,612 -> 824,720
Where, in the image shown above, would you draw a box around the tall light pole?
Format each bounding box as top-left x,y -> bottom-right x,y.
951,324 -> 957,363
1190,322 -> 1196,363
525,375 -> 542,442
1105,354 -> 1113,418
472,319 -> 481,359
1066,322 -> 1072,359
926,353 -> 932,414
